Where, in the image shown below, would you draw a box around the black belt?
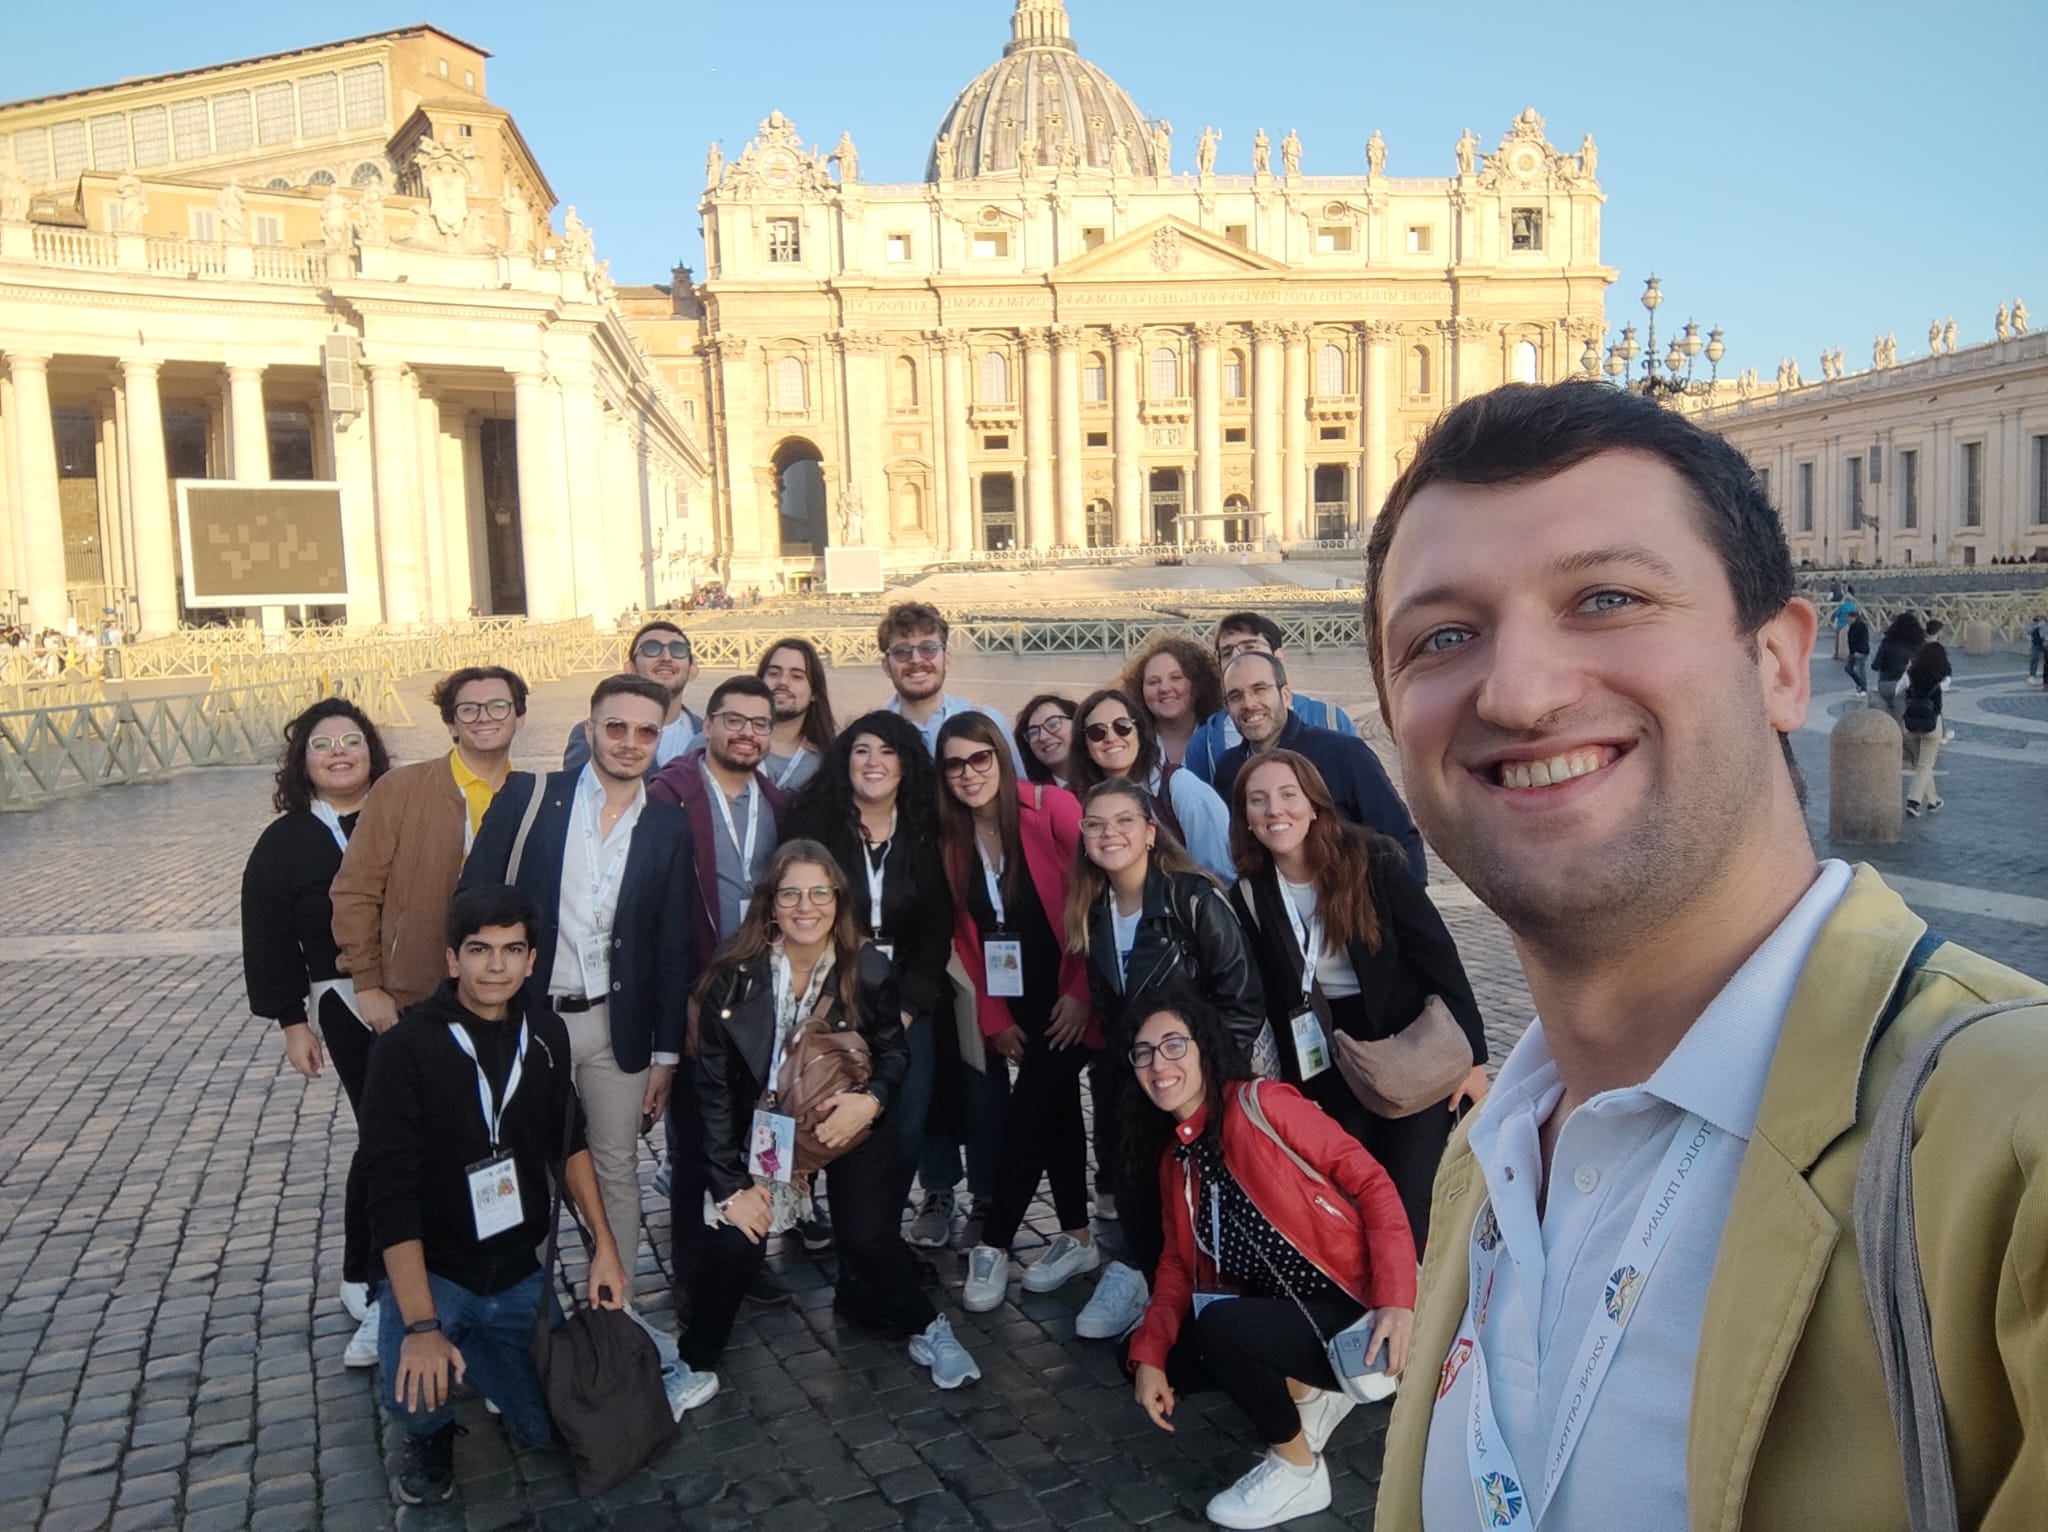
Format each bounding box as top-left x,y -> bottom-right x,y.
552,994 -> 605,1013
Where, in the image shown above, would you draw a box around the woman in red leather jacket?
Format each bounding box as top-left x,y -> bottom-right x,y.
1123,997 -> 1416,1530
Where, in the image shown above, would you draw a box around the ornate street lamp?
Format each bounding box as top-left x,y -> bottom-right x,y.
1600,275 -> 1725,400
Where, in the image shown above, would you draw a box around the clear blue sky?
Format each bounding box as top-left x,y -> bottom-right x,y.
8,0 -> 2043,379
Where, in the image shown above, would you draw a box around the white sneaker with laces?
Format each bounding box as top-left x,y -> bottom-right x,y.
907,1188 -> 955,1249
1021,1234 -> 1100,1294
907,1315 -> 982,1389
962,1246 -> 1010,1313
1074,1260 -> 1148,1339
1294,1386 -> 1357,1454
1205,1450 -> 1331,1530
342,1302 -> 380,1369
340,1280 -> 372,1322
663,1361 -> 719,1418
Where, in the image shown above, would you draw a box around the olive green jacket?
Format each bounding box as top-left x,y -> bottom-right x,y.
1376,865 -> 2048,1531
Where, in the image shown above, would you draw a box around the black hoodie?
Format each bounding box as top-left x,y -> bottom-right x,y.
358,980 -> 585,1295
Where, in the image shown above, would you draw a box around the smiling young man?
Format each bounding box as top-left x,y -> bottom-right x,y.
563,621 -> 701,773
1182,611 -> 1361,783
876,602 -> 1019,764
757,637 -> 838,792
1365,383 -> 2047,1531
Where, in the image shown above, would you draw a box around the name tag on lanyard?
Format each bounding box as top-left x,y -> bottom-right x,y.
748,1108 -> 796,1184
863,840 -> 892,963
1189,1180 -> 1236,1314
1281,889 -> 1331,1080
978,842 -> 1024,997
448,1021 -> 531,1241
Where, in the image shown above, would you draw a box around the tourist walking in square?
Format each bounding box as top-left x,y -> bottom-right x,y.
1901,639 -> 1951,817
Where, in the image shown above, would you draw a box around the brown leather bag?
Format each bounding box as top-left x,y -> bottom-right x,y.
1332,995 -> 1470,1119
772,994 -> 875,1175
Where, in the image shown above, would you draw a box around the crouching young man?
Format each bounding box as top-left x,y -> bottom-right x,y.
357,884 -> 628,1505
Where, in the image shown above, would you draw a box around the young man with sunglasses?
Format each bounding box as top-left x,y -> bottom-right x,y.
876,602 -> 1021,767
461,676 -> 697,1296
564,620 -> 702,774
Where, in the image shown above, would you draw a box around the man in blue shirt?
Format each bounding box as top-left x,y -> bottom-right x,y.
877,601 -> 1019,766
1183,610 -> 1358,782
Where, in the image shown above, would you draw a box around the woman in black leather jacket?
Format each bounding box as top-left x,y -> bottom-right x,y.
679,839 -> 983,1395
1062,779 -> 1264,1345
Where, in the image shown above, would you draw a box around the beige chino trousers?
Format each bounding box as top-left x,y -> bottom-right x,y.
562,1005 -> 648,1284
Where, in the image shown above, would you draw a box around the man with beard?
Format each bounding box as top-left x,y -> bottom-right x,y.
564,620 -> 701,773
876,602 -> 1019,766
757,637 -> 837,792
1212,649 -> 1425,881
1365,382 -> 2048,1532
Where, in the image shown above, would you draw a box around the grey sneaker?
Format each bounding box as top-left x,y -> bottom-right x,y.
962,1246 -> 1010,1313
664,1361 -> 719,1419
1074,1261 -> 1149,1339
907,1188 -> 955,1249
907,1315 -> 981,1389
1021,1234 -> 1101,1294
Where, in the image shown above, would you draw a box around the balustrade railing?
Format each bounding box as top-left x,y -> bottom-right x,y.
31,225 -> 118,269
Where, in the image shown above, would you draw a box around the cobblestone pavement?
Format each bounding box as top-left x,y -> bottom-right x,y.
0,644 -> 2039,1531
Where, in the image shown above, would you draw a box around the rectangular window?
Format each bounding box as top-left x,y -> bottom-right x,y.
189,207 -> 218,241
89,113 -> 129,171
1318,424 -> 1347,441
767,218 -> 801,262
982,434 -> 1010,451
212,91 -> 253,152
464,70 -> 477,91
1083,359 -> 1107,402
438,59 -> 450,80
341,63 -> 385,130
1847,456 -> 1864,527
885,233 -> 910,261
1797,462 -> 1815,532
1224,224 -> 1248,247
170,100 -> 211,160
11,127 -> 52,183
254,82 -> 296,146
1510,208 -> 1544,251
1085,430 -> 1109,448
1900,450 -> 1919,528
457,124 -> 473,137
50,120 -> 89,183
2035,436 -> 2048,526
1083,226 -> 1106,250
1315,225 -> 1352,254
1961,441 -> 1983,526
129,106 -> 168,166
297,74 -> 340,135
1224,426 -> 1248,444
1224,355 -> 1245,398
254,214 -> 284,247
972,231 -> 1009,259
1406,224 -> 1433,254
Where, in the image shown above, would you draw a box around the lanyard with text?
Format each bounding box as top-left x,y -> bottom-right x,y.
706,763 -> 761,871
1182,1162 -> 1232,1315
1279,885 -> 1324,1002
447,1021 -> 530,1147
862,810 -> 896,951
1457,1112 -> 1720,1529
1278,883 -> 1332,1079
754,948 -> 834,1186
978,840 -> 1024,998
447,1020 -> 533,1239
773,749 -> 809,789
309,798 -> 351,853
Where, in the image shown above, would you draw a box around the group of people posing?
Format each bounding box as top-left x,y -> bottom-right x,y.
242,598 -> 1486,1524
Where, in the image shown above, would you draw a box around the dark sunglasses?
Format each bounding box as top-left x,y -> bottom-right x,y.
940,746 -> 999,778
1083,717 -> 1139,745
636,639 -> 693,660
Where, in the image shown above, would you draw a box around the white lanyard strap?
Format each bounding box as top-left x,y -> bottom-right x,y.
446,1020 -> 530,1150
863,840 -> 890,935
1459,1112 -> 1720,1528
977,839 -> 1007,928
1279,882 -> 1323,1002
309,798 -> 351,853
767,947 -> 835,1095
773,749 -> 808,789
706,765 -> 761,871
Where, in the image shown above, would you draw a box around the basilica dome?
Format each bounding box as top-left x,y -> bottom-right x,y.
927,0 -> 1160,182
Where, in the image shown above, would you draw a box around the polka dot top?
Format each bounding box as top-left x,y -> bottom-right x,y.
1184,1133 -> 1340,1303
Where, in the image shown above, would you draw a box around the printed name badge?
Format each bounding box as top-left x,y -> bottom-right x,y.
466,1154 -> 524,1240
1288,1006 -> 1331,1080
1191,1291 -> 1238,1317
577,936 -> 610,994
983,937 -> 1025,998
749,1108 -> 797,1185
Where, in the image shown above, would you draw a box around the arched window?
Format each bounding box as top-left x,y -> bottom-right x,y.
1085,497 -> 1113,547
1224,350 -> 1247,400
1223,493 -> 1253,545
1409,344 -> 1432,395
350,160 -> 384,186
773,439 -> 828,555
1149,346 -> 1181,399
1512,339 -> 1539,384
892,356 -> 919,409
895,479 -> 924,535
979,349 -> 1011,404
1083,353 -> 1108,403
1316,343 -> 1347,397
267,177 -> 292,190
775,355 -> 807,411
308,169 -> 336,186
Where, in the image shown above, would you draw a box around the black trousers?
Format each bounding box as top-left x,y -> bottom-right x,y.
980,1025 -> 1093,1251
1088,1056 -> 1117,1195
1315,996 -> 1455,1253
318,990 -> 376,1286
666,1057 -> 712,1289
1147,1293 -> 1364,1447
1095,1060 -> 1164,1279
679,1123 -> 934,1371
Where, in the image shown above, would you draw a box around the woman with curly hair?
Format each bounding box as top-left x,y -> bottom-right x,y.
1118,634 -> 1222,769
239,696 -> 393,1365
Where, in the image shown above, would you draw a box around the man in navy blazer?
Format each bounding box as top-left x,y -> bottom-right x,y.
461,675 -> 695,1292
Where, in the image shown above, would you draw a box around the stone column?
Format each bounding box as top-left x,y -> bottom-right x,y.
95,394 -> 129,599
1052,325 -> 1087,547
1021,329 -> 1054,551
936,333 -> 972,554
326,400 -> 383,624
366,363 -> 423,623
1281,322 -> 1310,543
1453,316 -> 1494,402
1110,324 -> 1144,546
6,354 -> 69,630
1193,322 -> 1226,533
1361,319 -> 1397,524
1251,321 -> 1284,538
556,370 -> 607,618
225,364 -> 270,481
411,378 -> 450,620
0,372 -> 20,599
512,368 -> 572,619
835,331 -> 887,549
435,406 -> 475,618
461,414 -> 489,611
711,336 -> 765,567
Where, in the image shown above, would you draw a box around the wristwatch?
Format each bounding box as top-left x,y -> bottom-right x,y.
862,1086 -> 885,1119
405,1317 -> 441,1336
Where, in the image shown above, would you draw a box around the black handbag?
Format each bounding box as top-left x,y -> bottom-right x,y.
529,1103 -> 678,1496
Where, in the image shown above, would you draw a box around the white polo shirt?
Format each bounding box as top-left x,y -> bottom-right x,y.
1420,859 -> 1851,1531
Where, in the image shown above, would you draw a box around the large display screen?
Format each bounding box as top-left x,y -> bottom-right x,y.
175,481 -> 349,606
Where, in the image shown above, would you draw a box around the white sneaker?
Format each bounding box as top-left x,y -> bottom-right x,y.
907,1188 -> 955,1249
663,1361 -> 719,1419
1354,1370 -> 1399,1403
342,1302 -> 380,1369
1074,1260 -> 1148,1340
962,1246 -> 1010,1313
906,1315 -> 981,1389
340,1280 -> 372,1322
1092,1191 -> 1119,1221
1295,1386 -> 1357,1454
1205,1451 -> 1331,1529
1021,1234 -> 1101,1294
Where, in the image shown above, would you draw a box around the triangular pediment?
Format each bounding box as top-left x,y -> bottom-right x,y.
1051,216 -> 1288,282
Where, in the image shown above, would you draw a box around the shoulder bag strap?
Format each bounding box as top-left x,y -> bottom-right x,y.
534,1064 -> 580,1331
506,774 -> 546,885
1235,1079 -> 1330,1190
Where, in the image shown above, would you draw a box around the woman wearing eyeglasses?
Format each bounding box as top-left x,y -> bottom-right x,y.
241,697 -> 394,1367
678,840 -> 982,1393
1227,751 -> 1486,1255
1013,693 -> 1079,788
933,713 -> 1102,1312
1120,999 -> 1415,1529
1067,688 -> 1235,881
1066,779 -> 1265,1345
1117,635 -> 1222,770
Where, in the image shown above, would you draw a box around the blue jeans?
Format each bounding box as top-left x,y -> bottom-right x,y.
377,1271 -> 560,1448
894,1016 -> 1011,1208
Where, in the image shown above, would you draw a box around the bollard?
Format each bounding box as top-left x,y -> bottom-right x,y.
1962,619 -> 1994,657
1830,705 -> 1903,844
